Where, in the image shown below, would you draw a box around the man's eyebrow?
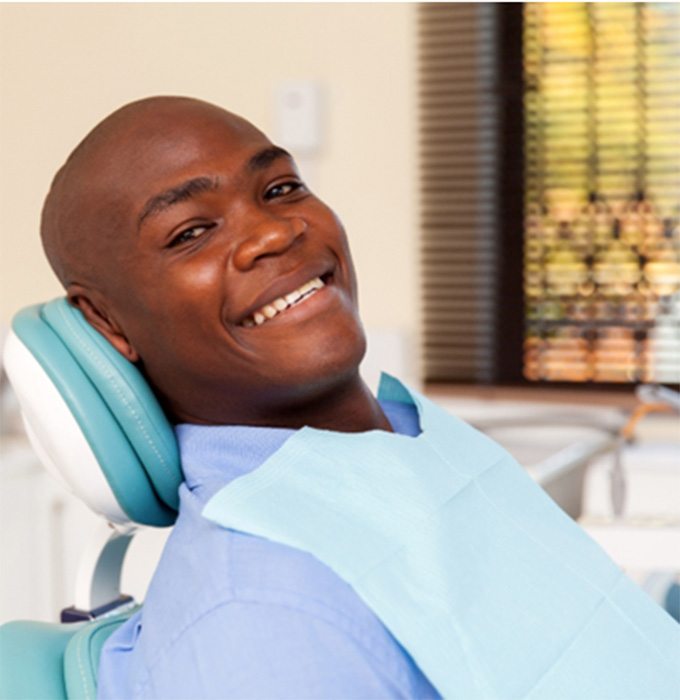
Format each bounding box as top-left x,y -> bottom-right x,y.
138,176 -> 220,228
247,146 -> 292,173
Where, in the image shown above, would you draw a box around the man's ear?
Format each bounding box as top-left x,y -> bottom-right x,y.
67,286 -> 140,363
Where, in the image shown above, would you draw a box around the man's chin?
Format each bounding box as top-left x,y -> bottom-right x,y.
262,326 -> 367,398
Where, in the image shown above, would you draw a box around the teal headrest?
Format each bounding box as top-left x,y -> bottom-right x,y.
9,299 -> 181,526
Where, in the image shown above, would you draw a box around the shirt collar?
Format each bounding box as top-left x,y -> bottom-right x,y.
176,374 -> 421,501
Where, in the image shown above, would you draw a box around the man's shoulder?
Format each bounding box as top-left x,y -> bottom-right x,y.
98,500 -> 433,699
141,496 -> 392,649
106,596 -> 435,699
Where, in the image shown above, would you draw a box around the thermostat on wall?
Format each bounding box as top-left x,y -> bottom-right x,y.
275,81 -> 323,154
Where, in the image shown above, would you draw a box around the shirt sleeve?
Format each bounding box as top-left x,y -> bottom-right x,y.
135,600 -> 422,700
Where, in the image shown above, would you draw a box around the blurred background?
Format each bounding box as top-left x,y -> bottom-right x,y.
1,3 -> 678,624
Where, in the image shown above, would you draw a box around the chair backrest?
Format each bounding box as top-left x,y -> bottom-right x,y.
3,299 -> 182,527
1,299 -> 182,698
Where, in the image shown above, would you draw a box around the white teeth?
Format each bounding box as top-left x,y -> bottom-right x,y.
242,275 -> 327,327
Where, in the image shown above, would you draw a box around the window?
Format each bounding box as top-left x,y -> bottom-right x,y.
420,3 -> 680,385
524,3 -> 680,384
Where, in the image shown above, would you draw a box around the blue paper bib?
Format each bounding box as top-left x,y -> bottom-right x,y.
203,375 -> 680,699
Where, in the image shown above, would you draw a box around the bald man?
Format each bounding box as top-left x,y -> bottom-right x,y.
42,96 -> 439,699
41,98 -> 679,700
42,96 -> 388,432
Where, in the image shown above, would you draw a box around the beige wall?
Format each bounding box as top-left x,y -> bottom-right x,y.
0,3 -> 419,345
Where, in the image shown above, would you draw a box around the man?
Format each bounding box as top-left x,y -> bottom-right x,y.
41,96 -> 439,699
41,97 -> 678,700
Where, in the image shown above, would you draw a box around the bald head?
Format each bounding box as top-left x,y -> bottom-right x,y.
35,95 -> 369,428
40,96 -> 262,289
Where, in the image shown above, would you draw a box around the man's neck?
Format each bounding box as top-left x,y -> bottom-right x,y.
172,372 -> 394,433
251,374 -> 393,433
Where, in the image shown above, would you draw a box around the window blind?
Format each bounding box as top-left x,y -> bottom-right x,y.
420,3 -> 679,386
419,3 -> 501,382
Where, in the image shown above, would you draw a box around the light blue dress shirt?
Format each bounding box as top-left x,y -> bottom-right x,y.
97,400 -> 440,700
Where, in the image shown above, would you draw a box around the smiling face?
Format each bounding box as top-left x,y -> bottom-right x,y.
44,98 -> 367,425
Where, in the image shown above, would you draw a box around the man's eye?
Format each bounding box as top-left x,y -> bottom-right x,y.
264,181 -> 305,201
168,224 -> 212,248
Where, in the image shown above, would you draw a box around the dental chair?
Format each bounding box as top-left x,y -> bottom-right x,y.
0,299 -> 182,700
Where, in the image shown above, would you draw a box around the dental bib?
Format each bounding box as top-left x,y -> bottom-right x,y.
203,375 -> 679,699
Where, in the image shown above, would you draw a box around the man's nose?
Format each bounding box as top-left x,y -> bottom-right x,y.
232,215 -> 307,271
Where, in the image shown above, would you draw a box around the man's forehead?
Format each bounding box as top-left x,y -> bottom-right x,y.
98,105 -> 268,177
84,102 -> 272,214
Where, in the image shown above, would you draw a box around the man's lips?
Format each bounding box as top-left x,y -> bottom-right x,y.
236,266 -> 335,327
242,275 -> 327,327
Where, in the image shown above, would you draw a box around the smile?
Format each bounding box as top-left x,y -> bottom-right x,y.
241,276 -> 327,327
